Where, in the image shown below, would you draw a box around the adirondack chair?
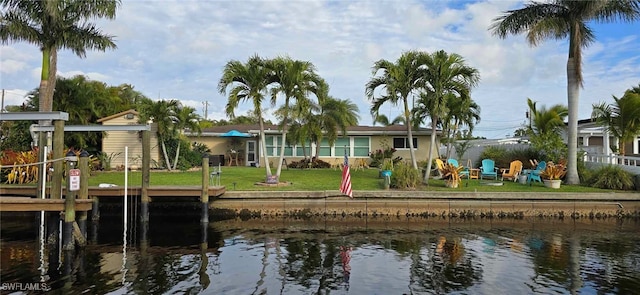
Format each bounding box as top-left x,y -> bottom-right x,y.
479,159 -> 499,180
528,161 -> 546,184
501,160 -> 523,182
447,159 -> 469,178
432,158 -> 446,179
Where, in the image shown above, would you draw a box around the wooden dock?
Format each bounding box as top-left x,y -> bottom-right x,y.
0,185 -> 225,198
0,197 -> 93,212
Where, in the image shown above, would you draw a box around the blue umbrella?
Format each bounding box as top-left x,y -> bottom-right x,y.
220,130 -> 252,137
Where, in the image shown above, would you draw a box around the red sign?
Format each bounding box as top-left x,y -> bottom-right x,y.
69,169 -> 80,191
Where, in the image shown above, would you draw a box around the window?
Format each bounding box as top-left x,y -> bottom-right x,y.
318,138 -> 331,156
393,137 -> 418,149
333,137 -> 350,156
353,137 -> 370,157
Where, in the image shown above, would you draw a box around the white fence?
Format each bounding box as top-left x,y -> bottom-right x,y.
584,153 -> 640,174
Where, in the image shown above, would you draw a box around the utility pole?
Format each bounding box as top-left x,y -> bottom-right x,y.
202,101 -> 209,120
1,89 -> 5,112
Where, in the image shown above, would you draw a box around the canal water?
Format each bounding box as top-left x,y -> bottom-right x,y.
1,212 -> 639,294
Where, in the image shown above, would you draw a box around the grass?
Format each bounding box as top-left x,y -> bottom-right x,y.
85,166 -> 615,193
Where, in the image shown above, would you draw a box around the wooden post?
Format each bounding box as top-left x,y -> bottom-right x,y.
78,150 -> 89,240
201,156 -> 209,223
63,151 -> 77,251
141,130 -> 150,223
51,120 -> 64,199
47,119 -> 64,247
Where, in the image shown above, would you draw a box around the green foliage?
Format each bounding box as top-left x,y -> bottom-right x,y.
587,165 -> 635,190
477,146 -> 507,168
529,131 -> 567,163
96,152 -> 121,171
391,161 -> 421,189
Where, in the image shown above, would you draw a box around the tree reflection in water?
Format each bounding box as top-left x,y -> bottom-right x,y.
1,215 -> 640,294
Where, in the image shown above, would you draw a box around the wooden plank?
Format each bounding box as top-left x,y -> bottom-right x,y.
0,198 -> 93,212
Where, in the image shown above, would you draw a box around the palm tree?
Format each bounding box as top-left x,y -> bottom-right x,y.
270,57 -> 323,179
218,54 -> 277,177
442,93 -> 481,159
366,51 -> 424,169
490,0 -> 640,184
171,105 -> 202,170
0,0 -> 119,114
311,92 -> 359,159
372,113 -> 405,126
527,98 -> 568,135
527,98 -> 569,161
414,50 -> 480,183
591,87 -> 640,155
138,99 -> 179,170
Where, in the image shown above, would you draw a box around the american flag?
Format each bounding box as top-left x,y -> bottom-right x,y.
340,148 -> 353,198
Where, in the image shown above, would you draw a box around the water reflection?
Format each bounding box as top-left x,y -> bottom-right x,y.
1,214 -> 639,294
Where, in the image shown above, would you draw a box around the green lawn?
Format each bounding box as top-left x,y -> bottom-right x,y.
87,166 -> 613,193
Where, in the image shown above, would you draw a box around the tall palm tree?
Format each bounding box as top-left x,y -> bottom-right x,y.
366,50 -> 424,169
414,50 -> 480,183
490,0 -> 640,184
0,0 -> 119,114
270,57 -> 323,179
218,54 -> 277,177
591,88 -> 640,155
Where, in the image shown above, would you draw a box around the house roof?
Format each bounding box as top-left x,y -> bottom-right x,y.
192,124 -> 434,137
97,109 -> 139,123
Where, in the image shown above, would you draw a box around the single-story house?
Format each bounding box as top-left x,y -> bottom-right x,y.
566,119 -> 640,156
187,124 -> 439,167
97,110 -> 161,169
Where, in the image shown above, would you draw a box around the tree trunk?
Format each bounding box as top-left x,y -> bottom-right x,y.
160,139 -> 172,171
172,144 -> 181,170
258,116 -> 272,176
403,98 -> 418,169
565,57 -> 580,184
423,117 -> 438,184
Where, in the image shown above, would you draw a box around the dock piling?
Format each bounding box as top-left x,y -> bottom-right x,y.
141,129 -> 150,223
78,150 -> 89,239
201,156 -> 209,223
63,151 -> 77,251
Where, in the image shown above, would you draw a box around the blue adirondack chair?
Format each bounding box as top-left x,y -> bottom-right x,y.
528,161 -> 547,184
447,159 -> 469,178
479,159 -> 499,180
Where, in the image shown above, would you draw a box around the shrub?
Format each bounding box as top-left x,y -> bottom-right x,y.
478,146 -> 508,168
391,161 -> 421,190
587,165 -> 635,190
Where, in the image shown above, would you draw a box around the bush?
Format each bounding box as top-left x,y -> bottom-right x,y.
391,161 -> 421,189
477,146 -> 508,168
287,158 -> 330,169
586,165 -> 635,190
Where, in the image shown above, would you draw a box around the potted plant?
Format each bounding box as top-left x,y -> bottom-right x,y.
441,163 -> 464,188
540,163 -> 566,189
380,158 -> 394,177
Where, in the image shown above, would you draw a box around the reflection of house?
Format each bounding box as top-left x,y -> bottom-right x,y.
98,110 -> 161,169
187,124 -> 438,166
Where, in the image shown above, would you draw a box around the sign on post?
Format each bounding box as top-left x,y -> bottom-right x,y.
69,169 -> 80,191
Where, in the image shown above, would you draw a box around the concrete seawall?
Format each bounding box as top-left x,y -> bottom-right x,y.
211,190 -> 640,218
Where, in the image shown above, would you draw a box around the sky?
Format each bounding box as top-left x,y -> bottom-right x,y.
1,0 -> 639,139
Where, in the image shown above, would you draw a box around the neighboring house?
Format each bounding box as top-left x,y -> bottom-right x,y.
97,110 -> 161,169
565,119 -> 640,156
187,124 -> 438,167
